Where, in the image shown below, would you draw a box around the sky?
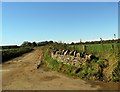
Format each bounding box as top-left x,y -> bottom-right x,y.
2,2 -> 118,45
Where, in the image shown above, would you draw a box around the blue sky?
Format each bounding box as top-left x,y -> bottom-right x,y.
2,2 -> 118,45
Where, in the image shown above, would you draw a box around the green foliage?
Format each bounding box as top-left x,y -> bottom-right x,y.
2,45 -> 19,49
70,43 -> 119,58
2,47 -> 33,62
43,45 -> 99,80
43,43 -> 120,82
43,47 -> 101,80
43,47 -> 58,70
43,47 -> 77,75
21,41 -> 37,47
112,62 -> 120,82
21,41 -> 32,47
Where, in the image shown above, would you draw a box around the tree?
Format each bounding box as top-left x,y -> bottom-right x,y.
32,42 -> 37,47
49,41 -> 53,44
21,41 -> 31,47
71,42 -> 74,45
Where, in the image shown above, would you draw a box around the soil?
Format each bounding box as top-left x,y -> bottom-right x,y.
1,48 -> 120,90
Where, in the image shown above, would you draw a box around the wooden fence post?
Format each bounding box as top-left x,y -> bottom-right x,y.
83,45 -> 87,52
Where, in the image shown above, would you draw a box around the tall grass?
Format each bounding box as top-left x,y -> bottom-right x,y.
69,43 -> 120,82
43,46 -> 77,75
70,43 -> 119,58
42,43 -> 120,82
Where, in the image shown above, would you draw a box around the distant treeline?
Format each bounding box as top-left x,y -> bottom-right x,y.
1,45 -> 20,49
0,41 -> 54,49
1,39 -> 120,48
70,39 -> 120,45
21,39 -> 120,47
21,41 -> 54,47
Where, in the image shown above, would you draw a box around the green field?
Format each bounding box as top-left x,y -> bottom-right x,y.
71,43 -> 119,53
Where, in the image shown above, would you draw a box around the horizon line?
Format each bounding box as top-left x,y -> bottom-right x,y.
1,38 -> 118,46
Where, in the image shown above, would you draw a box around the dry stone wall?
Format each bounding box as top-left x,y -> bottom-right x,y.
50,48 -> 111,81
44,47 -> 118,82
51,49 -> 98,67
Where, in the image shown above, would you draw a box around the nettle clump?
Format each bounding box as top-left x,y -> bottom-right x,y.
112,61 -> 120,82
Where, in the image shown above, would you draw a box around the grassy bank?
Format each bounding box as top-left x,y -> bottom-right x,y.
43,43 -> 120,82
70,43 -> 120,82
43,46 -> 77,76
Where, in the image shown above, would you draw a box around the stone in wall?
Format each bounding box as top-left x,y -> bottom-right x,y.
80,51 -> 86,58
61,49 -> 66,55
73,50 -> 77,57
69,50 -> 74,55
73,68 -> 81,74
64,50 -> 70,56
76,52 -> 80,57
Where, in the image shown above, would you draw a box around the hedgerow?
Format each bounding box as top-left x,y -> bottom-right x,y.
2,47 -> 33,62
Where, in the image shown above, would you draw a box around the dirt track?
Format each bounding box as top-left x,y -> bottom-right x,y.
2,48 -> 120,90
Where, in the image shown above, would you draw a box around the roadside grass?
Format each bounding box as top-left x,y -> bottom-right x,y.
43,48 -> 101,80
42,43 -> 120,82
70,43 -> 120,82
43,46 -> 77,76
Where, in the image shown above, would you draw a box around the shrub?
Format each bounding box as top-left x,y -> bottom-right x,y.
2,47 -> 33,62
